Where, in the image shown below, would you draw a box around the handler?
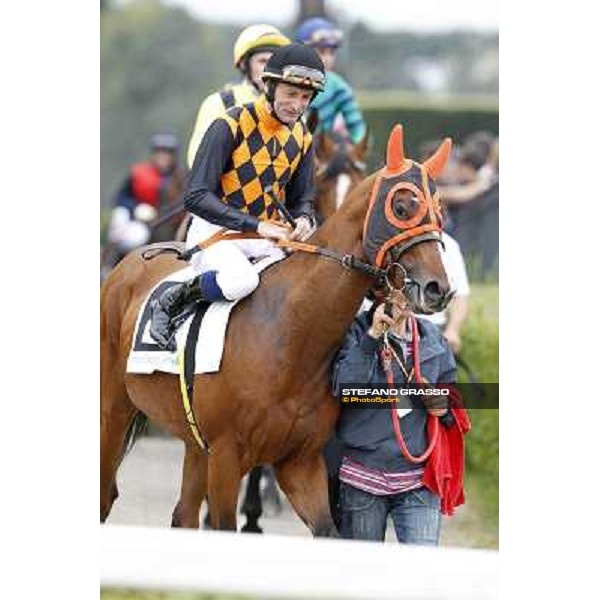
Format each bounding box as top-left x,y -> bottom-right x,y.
331,289 -> 470,544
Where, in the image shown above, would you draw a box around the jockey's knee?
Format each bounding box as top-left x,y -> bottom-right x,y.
216,267 -> 259,301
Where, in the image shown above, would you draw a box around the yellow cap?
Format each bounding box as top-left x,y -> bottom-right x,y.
233,24 -> 291,68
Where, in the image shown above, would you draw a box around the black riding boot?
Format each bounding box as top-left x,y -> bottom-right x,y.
149,275 -> 204,351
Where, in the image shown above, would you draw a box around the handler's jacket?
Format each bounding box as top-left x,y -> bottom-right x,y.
186,80 -> 258,169
184,95 -> 316,233
331,309 -> 456,473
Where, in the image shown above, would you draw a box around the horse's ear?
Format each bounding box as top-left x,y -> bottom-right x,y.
354,128 -> 370,159
386,125 -> 405,172
306,110 -> 319,135
423,137 -> 452,179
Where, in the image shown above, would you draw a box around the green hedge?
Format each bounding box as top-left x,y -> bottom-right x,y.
459,283 -> 499,522
359,99 -> 498,171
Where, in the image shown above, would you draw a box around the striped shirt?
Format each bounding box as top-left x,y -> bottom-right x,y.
339,457 -> 424,496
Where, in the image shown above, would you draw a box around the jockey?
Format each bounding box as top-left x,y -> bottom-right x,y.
150,43 -> 325,351
107,132 -> 184,254
295,17 -> 366,144
186,24 -> 291,168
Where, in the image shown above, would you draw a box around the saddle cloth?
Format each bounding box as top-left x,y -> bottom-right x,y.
126,254 -> 284,375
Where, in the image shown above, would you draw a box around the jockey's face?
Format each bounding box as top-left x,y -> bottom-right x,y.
247,51 -> 272,92
272,83 -> 313,124
151,149 -> 176,174
315,46 -> 337,72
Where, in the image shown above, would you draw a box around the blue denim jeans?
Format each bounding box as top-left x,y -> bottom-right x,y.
339,482 -> 441,544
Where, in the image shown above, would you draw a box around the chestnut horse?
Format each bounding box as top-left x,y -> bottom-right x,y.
239,129 -> 370,532
100,125 -> 453,535
314,131 -> 369,222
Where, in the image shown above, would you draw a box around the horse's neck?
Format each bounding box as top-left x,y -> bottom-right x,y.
273,178 -> 375,362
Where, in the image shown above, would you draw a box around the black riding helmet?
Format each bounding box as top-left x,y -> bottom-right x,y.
261,42 -> 325,105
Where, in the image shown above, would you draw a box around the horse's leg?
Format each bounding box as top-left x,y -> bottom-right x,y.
275,453 -> 339,538
171,444 -> 208,529
240,466 -> 263,533
207,436 -> 242,531
100,374 -> 137,523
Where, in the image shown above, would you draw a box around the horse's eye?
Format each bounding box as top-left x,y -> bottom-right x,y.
393,200 -> 410,220
393,191 -> 418,219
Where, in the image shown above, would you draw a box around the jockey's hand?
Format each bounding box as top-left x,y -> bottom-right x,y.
289,216 -> 314,241
257,221 -> 292,241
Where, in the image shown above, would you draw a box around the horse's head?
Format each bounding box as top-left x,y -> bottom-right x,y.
362,125 -> 453,314
314,131 -> 368,221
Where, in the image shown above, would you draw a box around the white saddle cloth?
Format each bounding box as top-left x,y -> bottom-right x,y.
126,254 -> 283,375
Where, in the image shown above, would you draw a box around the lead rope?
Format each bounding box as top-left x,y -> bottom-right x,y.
380,314 -> 439,464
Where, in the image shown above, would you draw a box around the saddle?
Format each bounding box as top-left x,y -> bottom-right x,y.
126,254 -> 285,377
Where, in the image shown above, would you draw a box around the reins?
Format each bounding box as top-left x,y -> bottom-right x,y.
380,314 -> 439,463
141,226 -> 391,283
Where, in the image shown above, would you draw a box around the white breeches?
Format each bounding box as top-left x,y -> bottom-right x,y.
185,216 -> 285,301
107,207 -> 150,252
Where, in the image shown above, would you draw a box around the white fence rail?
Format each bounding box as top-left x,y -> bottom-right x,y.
101,525 -> 498,599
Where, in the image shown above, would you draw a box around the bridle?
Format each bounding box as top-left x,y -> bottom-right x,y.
142,163 -> 444,297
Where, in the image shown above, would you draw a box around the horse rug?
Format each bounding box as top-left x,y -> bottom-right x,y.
126,254 -> 284,375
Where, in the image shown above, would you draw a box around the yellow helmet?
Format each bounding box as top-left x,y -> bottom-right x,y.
233,24 -> 291,70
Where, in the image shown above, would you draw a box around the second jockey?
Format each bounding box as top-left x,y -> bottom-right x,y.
186,24 -> 291,168
150,43 -> 325,351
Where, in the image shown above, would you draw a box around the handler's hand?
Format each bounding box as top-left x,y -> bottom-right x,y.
289,216 -> 314,241
368,303 -> 395,338
257,221 -> 292,241
423,393 -> 448,417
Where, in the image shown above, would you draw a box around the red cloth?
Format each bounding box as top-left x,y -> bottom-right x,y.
422,406 -> 471,516
130,162 -> 162,207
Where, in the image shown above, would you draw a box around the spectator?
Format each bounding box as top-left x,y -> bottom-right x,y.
419,231 -> 470,354
106,132 -> 185,259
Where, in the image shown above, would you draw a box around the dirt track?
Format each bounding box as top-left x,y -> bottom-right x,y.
106,436 -> 488,546
107,436 -> 310,536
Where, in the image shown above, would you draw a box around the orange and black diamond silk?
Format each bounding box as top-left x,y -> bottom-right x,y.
218,96 -> 312,220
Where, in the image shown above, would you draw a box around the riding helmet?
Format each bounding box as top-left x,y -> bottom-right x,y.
262,42 -> 326,102
233,24 -> 291,72
295,17 -> 343,49
150,132 -> 179,153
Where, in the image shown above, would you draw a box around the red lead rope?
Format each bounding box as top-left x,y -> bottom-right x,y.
381,315 -> 439,464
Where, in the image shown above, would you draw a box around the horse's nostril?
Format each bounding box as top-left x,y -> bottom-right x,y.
424,281 -> 443,303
